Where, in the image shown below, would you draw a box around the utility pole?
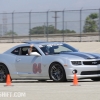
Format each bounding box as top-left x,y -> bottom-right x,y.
52,11 -> 59,32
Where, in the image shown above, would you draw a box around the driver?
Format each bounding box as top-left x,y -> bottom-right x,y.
28,44 -> 34,55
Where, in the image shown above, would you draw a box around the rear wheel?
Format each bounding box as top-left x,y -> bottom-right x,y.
49,63 -> 66,82
91,78 -> 100,81
0,64 -> 9,83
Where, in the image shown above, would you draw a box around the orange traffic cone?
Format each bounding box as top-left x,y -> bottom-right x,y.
73,73 -> 78,85
71,73 -> 80,86
4,74 -> 13,86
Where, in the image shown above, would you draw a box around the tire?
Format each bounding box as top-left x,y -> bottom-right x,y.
0,64 -> 9,83
91,78 -> 100,81
49,63 -> 66,82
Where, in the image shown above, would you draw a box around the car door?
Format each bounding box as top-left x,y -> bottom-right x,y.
15,46 -> 43,77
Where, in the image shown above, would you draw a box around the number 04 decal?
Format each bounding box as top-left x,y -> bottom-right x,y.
33,63 -> 41,74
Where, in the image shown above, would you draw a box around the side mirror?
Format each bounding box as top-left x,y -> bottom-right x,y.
30,52 -> 41,57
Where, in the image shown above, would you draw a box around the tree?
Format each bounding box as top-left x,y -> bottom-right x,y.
5,30 -> 17,36
29,25 -> 55,34
83,13 -> 98,33
29,25 -> 76,35
60,29 -> 76,33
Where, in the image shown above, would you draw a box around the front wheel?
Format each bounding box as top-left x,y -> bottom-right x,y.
49,63 -> 66,82
91,78 -> 100,81
0,64 -> 9,83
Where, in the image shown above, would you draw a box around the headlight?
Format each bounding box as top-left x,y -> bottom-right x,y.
71,61 -> 82,65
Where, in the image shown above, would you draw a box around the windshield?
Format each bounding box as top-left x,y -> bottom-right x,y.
39,43 -> 78,55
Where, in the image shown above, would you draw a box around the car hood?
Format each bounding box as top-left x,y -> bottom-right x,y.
56,52 -> 100,60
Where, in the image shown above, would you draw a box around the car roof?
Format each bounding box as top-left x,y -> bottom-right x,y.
3,41 -> 64,54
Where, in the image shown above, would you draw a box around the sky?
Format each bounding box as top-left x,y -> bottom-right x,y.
0,0 -> 100,12
0,0 -> 100,35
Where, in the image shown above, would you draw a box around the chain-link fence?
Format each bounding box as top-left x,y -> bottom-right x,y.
0,9 -> 100,43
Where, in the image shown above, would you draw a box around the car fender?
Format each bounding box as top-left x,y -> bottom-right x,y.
49,57 -> 68,71
0,54 -> 17,78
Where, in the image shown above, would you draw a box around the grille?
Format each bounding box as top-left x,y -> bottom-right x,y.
83,60 -> 100,65
81,70 -> 100,75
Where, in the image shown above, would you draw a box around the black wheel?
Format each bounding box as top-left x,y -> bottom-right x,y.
91,78 -> 100,81
49,63 -> 66,82
0,64 -> 9,83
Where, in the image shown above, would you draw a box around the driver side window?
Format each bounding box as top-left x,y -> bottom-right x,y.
11,47 -> 20,55
20,46 -> 41,56
20,47 -> 29,55
31,47 -> 41,55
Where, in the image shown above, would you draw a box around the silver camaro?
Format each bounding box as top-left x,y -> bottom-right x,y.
0,41 -> 100,82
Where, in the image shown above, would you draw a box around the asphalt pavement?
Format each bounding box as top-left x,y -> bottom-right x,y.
0,79 -> 100,100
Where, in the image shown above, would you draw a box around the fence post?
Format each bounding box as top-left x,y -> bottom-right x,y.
62,10 -> 65,42
46,11 -> 49,42
12,12 -> 14,43
29,11 -> 31,41
99,8 -> 100,42
0,14 -> 2,42
80,9 -> 82,42
44,22 -> 46,37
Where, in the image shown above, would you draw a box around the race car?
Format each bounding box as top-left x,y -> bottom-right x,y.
0,41 -> 100,82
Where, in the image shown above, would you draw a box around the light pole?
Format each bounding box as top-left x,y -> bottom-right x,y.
52,11 -> 59,33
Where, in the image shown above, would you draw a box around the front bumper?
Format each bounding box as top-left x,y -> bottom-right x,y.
65,65 -> 100,79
